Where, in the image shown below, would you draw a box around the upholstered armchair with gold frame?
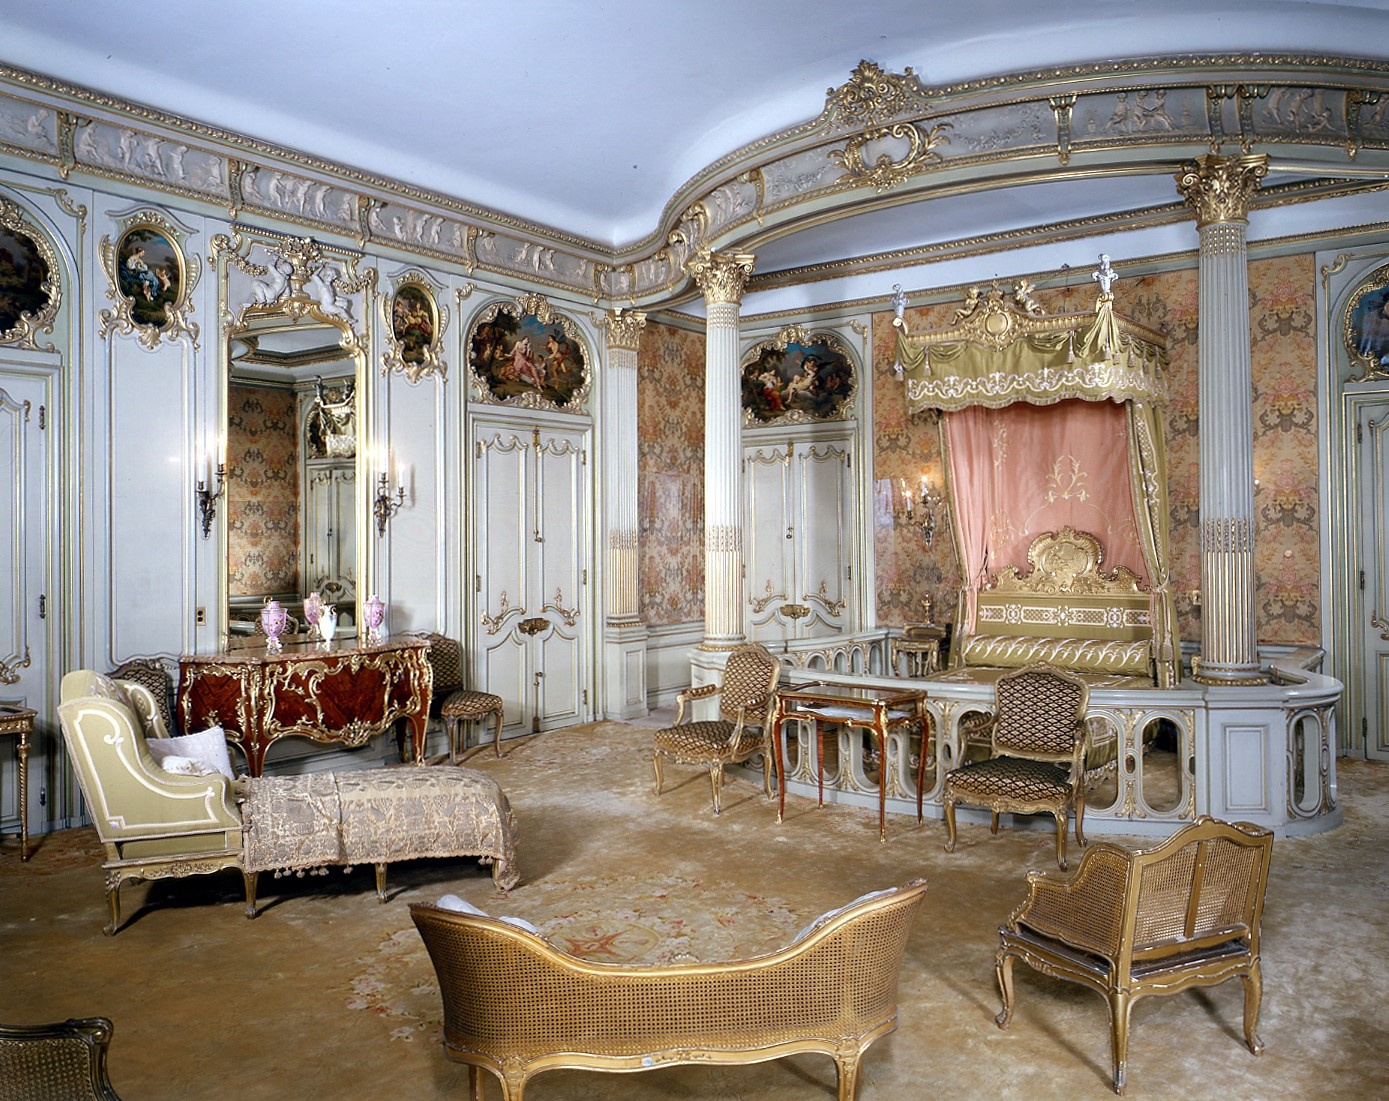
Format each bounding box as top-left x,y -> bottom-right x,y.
0,1016 -> 125,1100
994,816 -> 1274,1094
943,664 -> 1090,869
56,670 -> 250,935
411,878 -> 927,1101
652,643 -> 782,814
418,632 -> 505,761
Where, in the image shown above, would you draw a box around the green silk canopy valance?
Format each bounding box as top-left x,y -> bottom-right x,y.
893,283 -> 1168,413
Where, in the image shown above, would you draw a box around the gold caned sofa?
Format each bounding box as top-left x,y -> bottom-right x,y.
57,669 -> 519,934
410,879 -> 929,1101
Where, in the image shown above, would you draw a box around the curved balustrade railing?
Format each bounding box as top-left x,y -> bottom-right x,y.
758,643 -> 1341,838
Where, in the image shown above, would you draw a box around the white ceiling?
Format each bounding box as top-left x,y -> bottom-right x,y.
4,1 -> 1389,310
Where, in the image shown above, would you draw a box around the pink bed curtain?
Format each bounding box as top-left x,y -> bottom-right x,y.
945,398 -> 1148,630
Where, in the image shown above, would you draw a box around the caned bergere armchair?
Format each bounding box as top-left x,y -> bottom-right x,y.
995,816 -> 1274,1094
0,1017 -> 125,1101
943,664 -> 1090,869
652,643 -> 782,814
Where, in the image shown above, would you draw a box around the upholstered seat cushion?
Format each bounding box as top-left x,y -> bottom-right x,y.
440,690 -> 503,720
946,755 -> 1071,804
653,720 -> 761,762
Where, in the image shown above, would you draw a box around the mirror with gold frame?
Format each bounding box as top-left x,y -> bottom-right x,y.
212,233 -> 371,648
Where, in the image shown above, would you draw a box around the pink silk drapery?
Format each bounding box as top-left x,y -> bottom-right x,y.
945,398 -> 1148,630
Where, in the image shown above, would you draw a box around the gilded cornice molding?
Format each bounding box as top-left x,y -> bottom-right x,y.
686,249 -> 756,306
1174,153 -> 1270,227
601,307 -> 647,351
2,56 -> 1388,309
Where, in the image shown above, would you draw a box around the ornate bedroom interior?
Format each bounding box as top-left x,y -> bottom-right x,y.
2,2 -> 1389,1098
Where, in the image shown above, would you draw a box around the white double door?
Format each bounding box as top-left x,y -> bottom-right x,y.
470,417 -> 590,736
744,429 -> 856,641
1357,400 -> 1389,759
0,373 -> 53,835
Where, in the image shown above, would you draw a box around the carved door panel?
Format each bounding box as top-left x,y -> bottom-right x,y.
472,421 -> 589,738
1359,402 -> 1389,759
745,434 -> 854,641
0,379 -> 51,838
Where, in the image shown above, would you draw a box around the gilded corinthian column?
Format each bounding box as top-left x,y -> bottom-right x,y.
600,307 -> 650,717
687,248 -> 755,649
1175,153 -> 1269,685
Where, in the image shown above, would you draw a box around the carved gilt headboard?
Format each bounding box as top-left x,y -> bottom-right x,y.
960,527 -> 1154,679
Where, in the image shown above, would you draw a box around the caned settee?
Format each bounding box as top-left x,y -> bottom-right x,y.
411,879 -> 928,1101
57,669 -> 518,934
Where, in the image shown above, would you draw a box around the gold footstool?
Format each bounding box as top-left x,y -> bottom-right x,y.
441,690 -> 505,760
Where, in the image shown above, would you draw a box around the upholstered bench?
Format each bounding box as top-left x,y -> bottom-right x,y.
240,765 -> 520,908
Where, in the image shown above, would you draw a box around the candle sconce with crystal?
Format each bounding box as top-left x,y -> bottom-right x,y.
892,476 -> 946,547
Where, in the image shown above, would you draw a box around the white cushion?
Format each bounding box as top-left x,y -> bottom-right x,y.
498,915 -> 539,934
155,754 -> 212,776
146,726 -> 235,780
794,888 -> 897,942
435,894 -> 488,916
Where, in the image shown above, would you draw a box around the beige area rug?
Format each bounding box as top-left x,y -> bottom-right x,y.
3,720 -> 1388,1101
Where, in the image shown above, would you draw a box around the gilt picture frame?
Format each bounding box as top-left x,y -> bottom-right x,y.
0,197 -> 60,350
468,293 -> 589,411
1343,261 -> 1389,382
383,274 -> 447,383
99,210 -> 200,349
741,328 -> 856,424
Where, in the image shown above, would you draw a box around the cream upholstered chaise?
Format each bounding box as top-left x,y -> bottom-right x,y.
57,670 -> 519,935
411,879 -> 928,1101
58,669 -> 248,935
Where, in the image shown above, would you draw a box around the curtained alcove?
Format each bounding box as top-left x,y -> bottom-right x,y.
894,276 -> 1180,687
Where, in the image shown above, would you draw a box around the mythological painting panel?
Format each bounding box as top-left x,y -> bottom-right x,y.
637,321 -> 705,627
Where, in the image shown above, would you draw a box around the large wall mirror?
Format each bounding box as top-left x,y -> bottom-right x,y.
214,233 -> 371,647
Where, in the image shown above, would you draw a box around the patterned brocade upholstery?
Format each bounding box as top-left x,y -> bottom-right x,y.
419,633 -> 506,760
943,664 -> 1090,870
652,644 -> 782,815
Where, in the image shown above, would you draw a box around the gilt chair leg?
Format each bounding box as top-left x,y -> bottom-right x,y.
1055,811 -> 1069,870
103,880 -> 122,937
835,1053 -> 861,1101
990,809 -> 1000,835
1075,785 -> 1088,848
244,871 -> 259,918
994,948 -> 1016,1029
445,716 -> 460,765
492,708 -> 505,757
1107,989 -> 1135,1095
375,862 -> 388,902
709,764 -> 724,814
653,754 -> 664,796
943,796 -> 957,853
1242,962 -> 1265,1054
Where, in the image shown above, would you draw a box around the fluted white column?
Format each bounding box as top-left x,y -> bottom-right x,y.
600,308 -> 650,718
687,248 -> 755,649
601,309 -> 646,627
1176,153 -> 1268,685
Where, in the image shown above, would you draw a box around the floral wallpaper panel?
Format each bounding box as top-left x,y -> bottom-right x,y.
226,383 -> 300,598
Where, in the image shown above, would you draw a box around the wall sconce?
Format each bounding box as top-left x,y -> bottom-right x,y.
373,470 -> 406,537
196,462 -> 226,540
893,475 -> 946,547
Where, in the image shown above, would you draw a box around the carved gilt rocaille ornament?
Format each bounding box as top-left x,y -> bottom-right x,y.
1174,153 -> 1269,227
212,230 -> 374,359
0,196 -> 60,350
829,119 -> 953,193
686,248 -> 755,306
602,307 -> 646,351
99,207 -> 200,350
382,270 -> 449,383
741,326 -> 857,425
825,60 -> 933,131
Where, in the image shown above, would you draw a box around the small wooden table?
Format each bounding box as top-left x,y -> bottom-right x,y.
770,682 -> 930,840
890,623 -> 947,677
0,704 -> 36,860
178,638 -> 432,776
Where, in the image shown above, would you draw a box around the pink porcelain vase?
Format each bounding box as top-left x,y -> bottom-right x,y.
364,594 -> 386,644
260,599 -> 288,653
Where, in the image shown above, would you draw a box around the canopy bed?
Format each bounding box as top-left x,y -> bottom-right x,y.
893,268 -> 1178,689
